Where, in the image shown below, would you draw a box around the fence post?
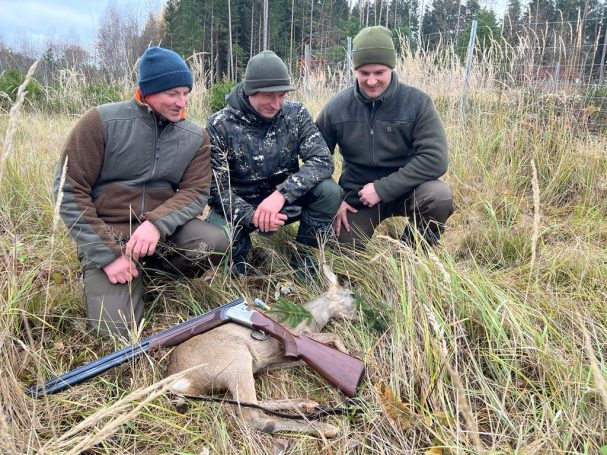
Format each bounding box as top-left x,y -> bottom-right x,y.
461,19 -> 478,121
304,44 -> 311,90
345,36 -> 353,88
553,61 -> 560,90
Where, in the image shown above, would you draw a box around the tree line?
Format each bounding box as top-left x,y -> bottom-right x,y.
1,0 -> 606,91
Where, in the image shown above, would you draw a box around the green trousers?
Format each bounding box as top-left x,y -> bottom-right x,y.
81,218 -> 229,338
337,180 -> 454,248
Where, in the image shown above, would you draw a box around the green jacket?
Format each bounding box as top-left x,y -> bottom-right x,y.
54,99 -> 211,268
316,73 -> 448,208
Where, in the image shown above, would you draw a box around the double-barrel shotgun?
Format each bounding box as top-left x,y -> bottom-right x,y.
28,297 -> 365,398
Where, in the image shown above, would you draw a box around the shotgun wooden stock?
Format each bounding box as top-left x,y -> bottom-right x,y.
238,309 -> 365,397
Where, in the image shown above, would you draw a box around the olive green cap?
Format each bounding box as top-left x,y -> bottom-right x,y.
352,26 -> 396,69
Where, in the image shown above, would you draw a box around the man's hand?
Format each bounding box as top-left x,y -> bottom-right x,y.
334,201 -> 358,236
125,220 -> 161,259
253,190 -> 288,232
103,255 -> 139,284
358,182 -> 381,207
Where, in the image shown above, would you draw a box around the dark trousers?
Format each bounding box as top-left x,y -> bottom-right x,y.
207,179 -> 342,270
81,218 -> 229,338
338,180 -> 454,248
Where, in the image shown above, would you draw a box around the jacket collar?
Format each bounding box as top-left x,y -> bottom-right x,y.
354,71 -> 398,106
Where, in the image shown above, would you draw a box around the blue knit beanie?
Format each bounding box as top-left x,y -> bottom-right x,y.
138,47 -> 193,96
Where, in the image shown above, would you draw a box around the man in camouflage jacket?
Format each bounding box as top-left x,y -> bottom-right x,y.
54,48 -> 229,337
206,50 -> 341,275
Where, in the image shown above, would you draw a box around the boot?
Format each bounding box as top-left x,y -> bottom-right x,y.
400,222 -> 443,251
229,229 -> 253,277
231,251 -> 249,277
291,218 -> 327,279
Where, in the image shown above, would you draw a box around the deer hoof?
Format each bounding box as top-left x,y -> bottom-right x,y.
312,422 -> 340,438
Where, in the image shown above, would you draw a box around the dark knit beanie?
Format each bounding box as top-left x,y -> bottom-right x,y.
352,26 -> 396,69
138,47 -> 193,96
243,50 -> 295,96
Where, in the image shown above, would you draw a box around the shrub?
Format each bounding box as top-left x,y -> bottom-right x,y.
82,83 -> 122,106
583,84 -> 607,132
0,68 -> 43,111
208,79 -> 236,113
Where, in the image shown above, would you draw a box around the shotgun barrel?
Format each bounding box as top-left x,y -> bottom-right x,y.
28,297 -> 365,399
28,297 -> 245,398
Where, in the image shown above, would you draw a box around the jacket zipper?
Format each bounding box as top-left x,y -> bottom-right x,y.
261,120 -> 276,191
369,100 -> 377,171
142,114 -> 165,214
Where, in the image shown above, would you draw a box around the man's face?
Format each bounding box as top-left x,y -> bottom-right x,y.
248,91 -> 287,119
144,86 -> 190,122
354,64 -> 392,99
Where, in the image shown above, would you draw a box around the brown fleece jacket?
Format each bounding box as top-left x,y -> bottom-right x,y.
54,99 -> 211,269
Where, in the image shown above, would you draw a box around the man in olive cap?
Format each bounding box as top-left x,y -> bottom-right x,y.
207,50 -> 341,276
54,47 -> 229,337
316,26 -> 453,249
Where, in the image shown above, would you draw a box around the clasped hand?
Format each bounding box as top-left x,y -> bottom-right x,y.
358,182 -> 381,207
252,190 -> 288,233
126,220 -> 161,259
103,254 -> 139,284
103,221 -> 161,284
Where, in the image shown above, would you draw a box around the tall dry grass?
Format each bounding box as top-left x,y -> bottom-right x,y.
0,38 -> 606,454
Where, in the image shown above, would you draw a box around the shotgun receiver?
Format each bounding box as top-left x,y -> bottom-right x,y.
28,297 -> 364,398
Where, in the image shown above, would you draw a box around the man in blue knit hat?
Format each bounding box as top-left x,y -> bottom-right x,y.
54,47 -> 229,338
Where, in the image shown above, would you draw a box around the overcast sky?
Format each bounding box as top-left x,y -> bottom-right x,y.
0,0 -> 165,51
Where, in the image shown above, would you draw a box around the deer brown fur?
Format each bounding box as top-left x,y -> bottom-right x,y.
165,264 -> 356,437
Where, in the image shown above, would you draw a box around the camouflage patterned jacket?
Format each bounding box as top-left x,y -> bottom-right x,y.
206,82 -> 334,227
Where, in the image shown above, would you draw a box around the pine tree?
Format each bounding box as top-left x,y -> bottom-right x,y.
503,0 -> 523,45
421,0 -> 462,49
456,8 -> 502,59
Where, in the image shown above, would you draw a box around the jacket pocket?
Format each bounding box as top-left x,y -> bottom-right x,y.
144,185 -> 177,213
375,120 -> 413,163
94,183 -> 142,223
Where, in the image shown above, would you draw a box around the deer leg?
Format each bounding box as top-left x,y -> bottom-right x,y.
253,413 -> 340,438
304,332 -> 349,353
256,398 -> 318,413
227,355 -> 339,437
243,402 -> 340,438
221,353 -> 293,434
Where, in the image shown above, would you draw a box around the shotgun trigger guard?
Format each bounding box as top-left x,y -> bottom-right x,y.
251,329 -> 270,341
